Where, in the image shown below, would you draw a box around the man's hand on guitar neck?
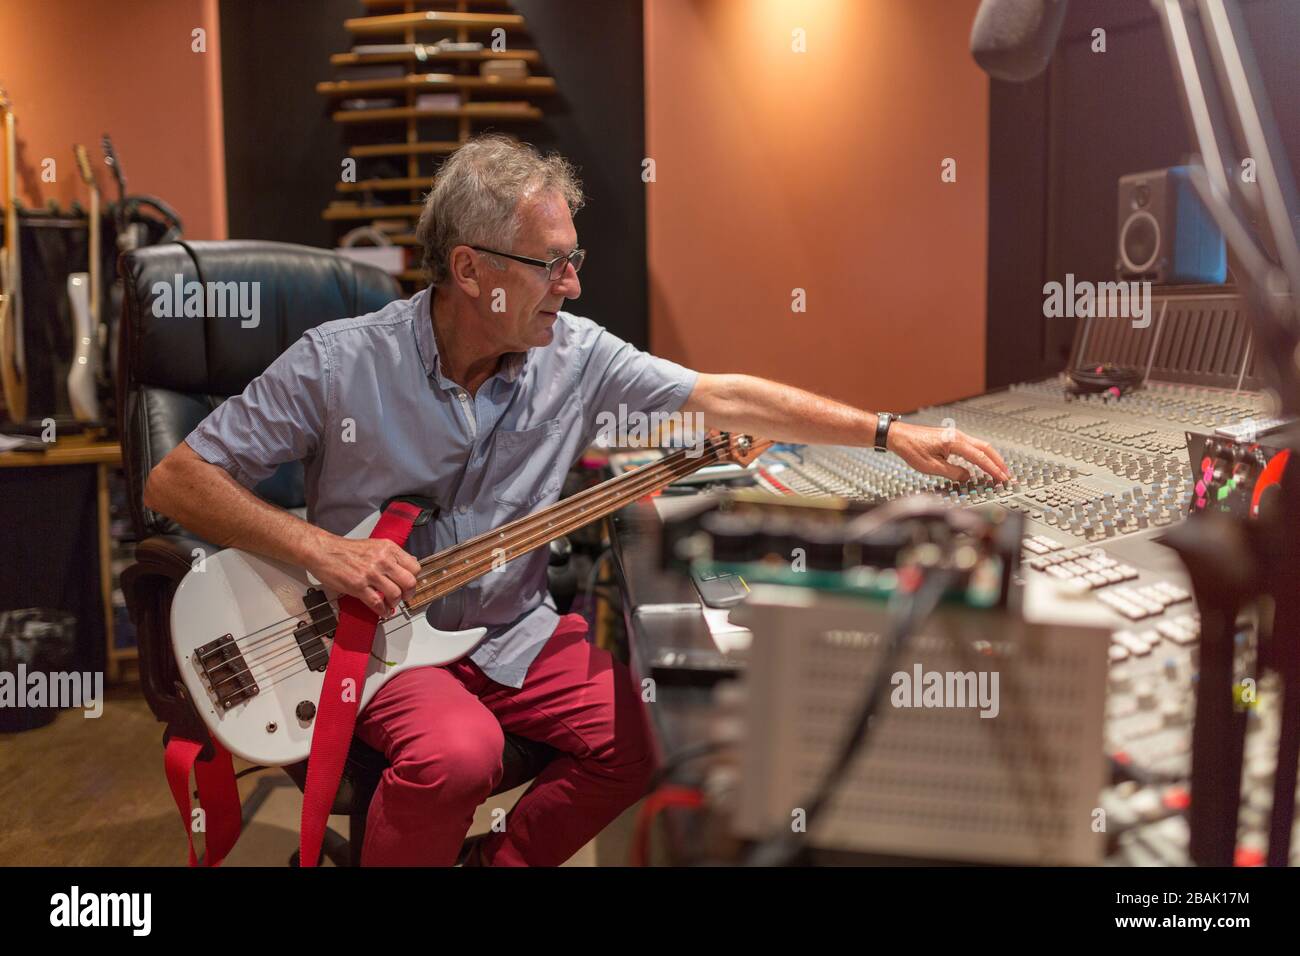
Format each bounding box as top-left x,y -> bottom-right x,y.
145,442 -> 420,618
309,536 -> 420,619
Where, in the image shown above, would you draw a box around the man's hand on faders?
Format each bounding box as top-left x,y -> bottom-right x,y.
886,421 -> 1013,485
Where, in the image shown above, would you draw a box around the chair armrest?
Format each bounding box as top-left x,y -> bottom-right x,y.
121,533 -> 214,728
131,533 -> 213,584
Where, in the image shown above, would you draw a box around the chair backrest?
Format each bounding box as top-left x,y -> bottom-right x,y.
118,240 -> 401,536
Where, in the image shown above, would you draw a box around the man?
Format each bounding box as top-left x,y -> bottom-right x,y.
145,135 -> 1010,866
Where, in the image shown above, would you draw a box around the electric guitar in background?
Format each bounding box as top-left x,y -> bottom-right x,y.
68,144 -> 101,423
0,87 -> 26,424
101,134 -> 128,238
170,432 -> 771,765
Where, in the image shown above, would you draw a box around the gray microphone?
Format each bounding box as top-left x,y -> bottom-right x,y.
970,0 -> 1070,82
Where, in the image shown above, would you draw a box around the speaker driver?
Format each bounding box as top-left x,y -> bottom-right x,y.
1119,210 -> 1160,274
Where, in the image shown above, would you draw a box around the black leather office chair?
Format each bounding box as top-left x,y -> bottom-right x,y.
118,240 -> 556,866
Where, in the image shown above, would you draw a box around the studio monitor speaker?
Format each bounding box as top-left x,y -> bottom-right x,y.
1116,166 -> 1226,285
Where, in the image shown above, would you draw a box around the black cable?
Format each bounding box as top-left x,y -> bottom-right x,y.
581,547 -> 611,629
648,740 -> 727,792
1066,363 -> 1143,397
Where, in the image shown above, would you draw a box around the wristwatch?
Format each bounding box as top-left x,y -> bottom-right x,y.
873,412 -> 895,452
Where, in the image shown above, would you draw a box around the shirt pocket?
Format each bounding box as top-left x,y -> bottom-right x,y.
490,417 -> 564,507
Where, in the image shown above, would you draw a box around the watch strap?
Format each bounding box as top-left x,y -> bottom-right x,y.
874,412 -> 894,451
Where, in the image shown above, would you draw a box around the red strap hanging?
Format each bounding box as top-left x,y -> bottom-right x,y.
299,499 -> 425,867
163,734 -> 241,866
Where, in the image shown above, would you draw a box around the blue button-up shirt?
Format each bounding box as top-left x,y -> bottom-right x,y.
186,286 -> 698,687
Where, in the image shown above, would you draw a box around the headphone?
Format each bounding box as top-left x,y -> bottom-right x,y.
115,195 -> 184,246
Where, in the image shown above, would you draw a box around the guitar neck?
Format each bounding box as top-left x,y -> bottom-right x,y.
3,110 -> 17,289
73,144 -> 100,325
87,185 -> 100,324
404,437 -> 730,611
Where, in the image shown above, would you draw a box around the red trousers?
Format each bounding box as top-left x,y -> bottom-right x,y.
353,613 -> 656,866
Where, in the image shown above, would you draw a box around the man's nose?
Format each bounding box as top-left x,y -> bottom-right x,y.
552,262 -> 581,299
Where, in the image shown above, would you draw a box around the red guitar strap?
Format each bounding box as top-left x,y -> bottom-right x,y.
299,499 -> 426,867
163,733 -> 241,866
162,498 -> 427,868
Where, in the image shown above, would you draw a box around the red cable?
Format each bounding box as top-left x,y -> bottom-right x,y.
631,785 -> 705,866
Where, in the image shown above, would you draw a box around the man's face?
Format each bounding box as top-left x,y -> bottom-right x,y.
477,189 -> 582,351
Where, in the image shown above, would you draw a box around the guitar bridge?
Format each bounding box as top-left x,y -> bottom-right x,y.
294,588 -> 336,672
196,634 -> 259,711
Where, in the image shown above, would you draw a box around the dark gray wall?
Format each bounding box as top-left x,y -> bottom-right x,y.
218,0 -> 647,346
511,0 -> 647,348
985,0 -> 1300,387
219,0 -> 354,249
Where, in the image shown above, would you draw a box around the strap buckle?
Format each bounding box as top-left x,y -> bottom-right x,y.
379,494 -> 438,527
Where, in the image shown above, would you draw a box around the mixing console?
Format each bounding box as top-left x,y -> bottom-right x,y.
741,372 -> 1298,863
751,374 -> 1270,552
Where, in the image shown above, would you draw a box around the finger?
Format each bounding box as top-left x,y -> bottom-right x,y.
361,587 -> 387,617
370,573 -> 402,609
388,564 -> 418,597
954,439 -> 1008,482
930,458 -> 972,483
388,542 -> 421,576
976,440 -> 1012,479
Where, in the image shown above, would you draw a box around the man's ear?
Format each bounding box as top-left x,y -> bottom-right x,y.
448,244 -> 483,299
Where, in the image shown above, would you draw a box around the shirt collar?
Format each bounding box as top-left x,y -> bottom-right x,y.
412,286 -> 531,387
409,287 -> 436,380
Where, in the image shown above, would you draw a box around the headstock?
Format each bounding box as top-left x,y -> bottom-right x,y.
101,134 -> 126,197
713,431 -> 773,467
73,143 -> 96,191
0,87 -> 11,114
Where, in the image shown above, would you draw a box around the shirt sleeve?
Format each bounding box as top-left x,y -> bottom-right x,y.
575,317 -> 699,445
185,328 -> 331,489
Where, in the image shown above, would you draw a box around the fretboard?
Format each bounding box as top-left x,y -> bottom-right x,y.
403,437 -> 730,612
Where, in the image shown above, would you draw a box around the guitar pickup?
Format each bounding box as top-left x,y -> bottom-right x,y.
196,633 -> 259,711
294,588 -> 336,672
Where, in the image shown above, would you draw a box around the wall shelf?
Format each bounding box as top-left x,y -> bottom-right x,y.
332,103 -> 542,124
317,73 -> 555,97
347,140 -> 465,158
362,0 -> 509,7
329,49 -> 540,67
321,0 -> 550,290
345,11 -> 526,35
337,176 -> 436,193
323,203 -> 426,220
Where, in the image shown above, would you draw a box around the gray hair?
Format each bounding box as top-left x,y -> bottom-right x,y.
416,134 -> 584,286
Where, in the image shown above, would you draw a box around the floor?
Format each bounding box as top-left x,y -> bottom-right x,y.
0,686 -> 636,866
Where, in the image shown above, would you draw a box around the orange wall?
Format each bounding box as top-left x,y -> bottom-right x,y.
0,0 -> 226,240
645,0 -> 988,413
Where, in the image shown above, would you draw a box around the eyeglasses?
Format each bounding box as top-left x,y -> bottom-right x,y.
470,245 -> 586,281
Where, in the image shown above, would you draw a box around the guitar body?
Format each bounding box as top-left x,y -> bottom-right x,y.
170,509 -> 487,766
66,273 -> 99,421
168,433 -> 769,767
0,276 -> 24,423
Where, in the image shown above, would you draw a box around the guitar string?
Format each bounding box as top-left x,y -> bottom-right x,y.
197,443 -> 732,698
195,437 -> 724,666
403,436 -> 727,606
204,446 -> 728,699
